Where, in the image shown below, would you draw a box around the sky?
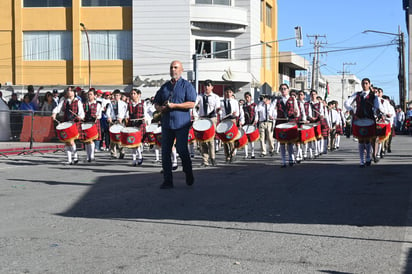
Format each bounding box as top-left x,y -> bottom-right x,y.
277,0 -> 408,104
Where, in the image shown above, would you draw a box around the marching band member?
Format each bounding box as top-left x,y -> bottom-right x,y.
256,95 -> 275,157
195,79 -> 220,167
295,90 -> 307,163
242,92 -> 258,159
327,101 -> 339,152
344,78 -> 385,167
319,98 -> 330,154
273,84 -> 300,167
52,86 -> 85,165
82,89 -> 102,162
334,101 -> 346,150
126,89 -> 146,166
109,89 -> 127,159
219,86 -> 239,163
307,90 -> 324,158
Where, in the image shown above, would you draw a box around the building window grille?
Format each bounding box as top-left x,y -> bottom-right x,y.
195,0 -> 231,6
23,31 -> 72,60
81,30 -> 132,60
24,0 -> 71,7
82,0 -> 131,6
196,40 -> 231,59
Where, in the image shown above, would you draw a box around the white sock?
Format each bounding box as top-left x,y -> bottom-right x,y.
244,146 -> 249,157
72,144 -> 78,160
251,142 -> 255,156
132,148 -> 137,161
358,143 -> 365,164
172,149 -> 177,164
155,148 -> 160,161
280,144 -> 286,165
90,142 -> 95,159
65,145 -> 72,163
137,146 -> 142,159
336,135 -> 341,148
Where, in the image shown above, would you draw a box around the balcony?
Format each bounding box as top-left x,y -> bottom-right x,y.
190,5 -> 248,33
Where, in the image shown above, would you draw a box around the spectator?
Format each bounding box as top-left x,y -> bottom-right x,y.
8,93 -> 22,140
41,91 -> 57,116
52,89 -> 60,105
19,94 -> 36,116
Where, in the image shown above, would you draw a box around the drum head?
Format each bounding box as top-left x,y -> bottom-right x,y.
146,124 -> 158,133
56,121 -> 74,130
301,124 -> 312,130
354,118 -> 374,126
81,123 -> 94,130
109,124 -> 124,133
193,119 -> 212,131
276,122 -> 296,129
121,127 -> 139,133
243,125 -> 256,134
216,120 -> 233,133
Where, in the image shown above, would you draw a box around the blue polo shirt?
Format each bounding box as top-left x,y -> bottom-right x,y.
154,78 -> 197,130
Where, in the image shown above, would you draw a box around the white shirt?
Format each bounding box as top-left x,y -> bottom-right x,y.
256,102 -> 275,122
196,92 -> 220,117
52,97 -> 85,120
219,98 -> 239,119
111,99 -> 127,120
344,91 -> 385,115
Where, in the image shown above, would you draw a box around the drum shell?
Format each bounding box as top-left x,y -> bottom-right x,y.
242,125 -> 259,142
81,122 -> 98,143
275,122 -> 299,143
120,127 -> 142,148
193,119 -> 215,142
352,118 -> 376,139
188,127 -> 195,143
234,128 -> 248,149
376,122 -> 390,137
56,121 -> 79,142
146,124 -> 160,145
299,124 -> 316,144
216,120 -> 238,143
109,124 -> 124,144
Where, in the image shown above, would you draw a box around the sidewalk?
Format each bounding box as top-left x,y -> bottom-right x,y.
0,141 -> 65,156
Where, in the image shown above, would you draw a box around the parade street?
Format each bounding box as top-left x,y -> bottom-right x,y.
1,135 -> 412,274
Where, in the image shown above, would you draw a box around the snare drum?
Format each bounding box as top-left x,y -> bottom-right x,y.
376,121 -> 391,142
56,121 -> 79,142
308,123 -> 322,139
120,127 -> 142,148
352,118 -> 375,140
242,124 -> 259,142
193,118 -> 215,142
109,124 -> 124,144
234,128 -> 248,149
146,124 -> 160,145
275,122 -> 299,144
81,122 -> 98,143
188,127 -> 195,143
299,124 -> 316,144
216,120 -> 238,143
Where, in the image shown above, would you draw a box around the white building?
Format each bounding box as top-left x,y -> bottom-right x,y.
132,0 -> 264,99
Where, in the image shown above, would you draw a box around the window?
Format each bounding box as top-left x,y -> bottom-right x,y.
82,31 -> 132,60
23,31 -> 72,60
24,0 -> 71,7
82,0 -> 131,6
196,40 -> 231,59
195,0 -> 231,6
266,45 -> 271,70
266,4 -> 272,27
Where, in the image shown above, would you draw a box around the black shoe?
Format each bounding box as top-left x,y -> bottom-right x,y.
211,159 -> 217,166
360,164 -> 365,168
190,153 -> 195,158
186,172 -> 194,186
365,160 -> 371,166
260,154 -> 266,158
119,153 -> 125,159
172,165 -> 178,170
199,163 -> 209,168
73,159 -> 79,165
387,148 -> 392,153
137,158 -> 143,165
289,162 -> 294,167
160,182 -> 173,189
251,155 -> 255,159
374,157 -> 380,163
280,164 -> 287,168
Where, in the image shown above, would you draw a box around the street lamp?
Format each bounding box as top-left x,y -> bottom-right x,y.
363,28 -> 406,110
80,23 -> 91,90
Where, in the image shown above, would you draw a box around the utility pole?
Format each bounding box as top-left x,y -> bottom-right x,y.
307,34 -> 327,92
338,62 -> 356,108
398,26 -> 407,111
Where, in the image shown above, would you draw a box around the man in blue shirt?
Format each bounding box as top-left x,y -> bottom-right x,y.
154,60 -> 197,189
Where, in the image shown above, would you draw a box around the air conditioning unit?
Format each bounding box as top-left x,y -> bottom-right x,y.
5,82 -> 12,86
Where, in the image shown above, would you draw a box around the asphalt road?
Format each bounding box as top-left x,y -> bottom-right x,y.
1,135 -> 412,274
